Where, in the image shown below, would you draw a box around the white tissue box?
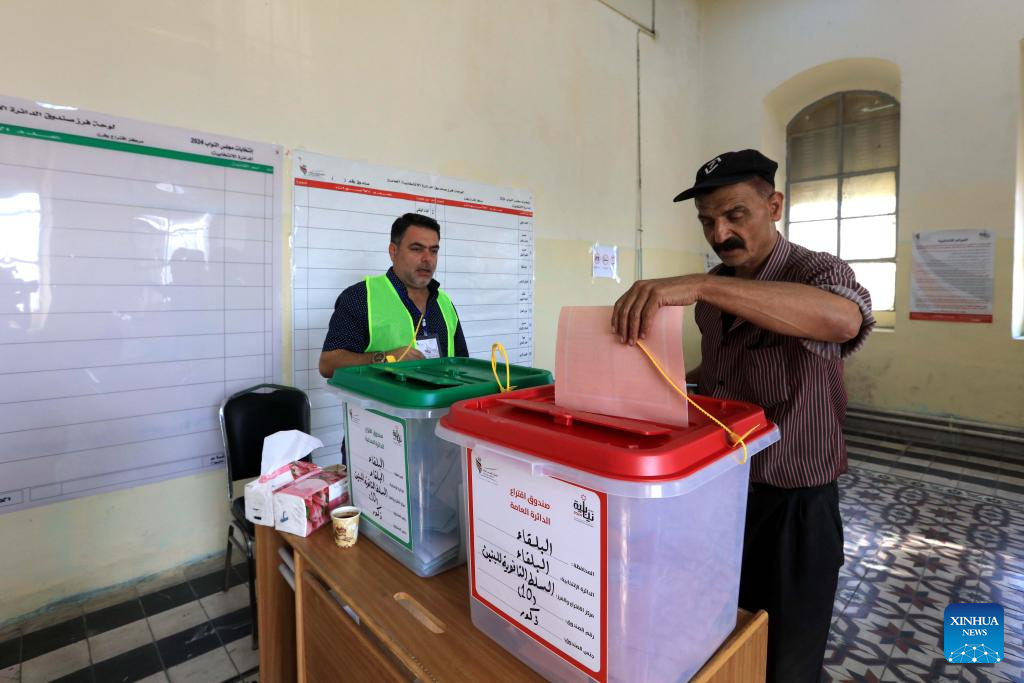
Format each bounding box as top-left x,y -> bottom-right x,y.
244,460 -> 320,526
242,429 -> 325,526
273,465 -> 349,537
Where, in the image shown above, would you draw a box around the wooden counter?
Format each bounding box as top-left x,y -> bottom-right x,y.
256,524 -> 767,681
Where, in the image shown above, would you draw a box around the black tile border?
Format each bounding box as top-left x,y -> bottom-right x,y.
0,634 -> 20,670
843,436 -> 909,456
0,633 -> 20,670
211,607 -> 253,643
229,564 -> 249,588
845,427 -> 1024,468
913,448 -> 1002,475
224,665 -> 260,682
891,460 -> 931,475
847,455 -> 1024,514
6,555 -> 258,672
139,582 -> 197,618
848,445 -> 1007,486
958,473 -> 1001,489
848,450 -> 932,475
84,598 -> 145,637
21,616 -> 86,661
189,567 -> 250,606
998,479 -> 1024,496
51,666 -> 96,682
154,620 -> 221,669
93,642 -> 163,682
189,570 -> 228,600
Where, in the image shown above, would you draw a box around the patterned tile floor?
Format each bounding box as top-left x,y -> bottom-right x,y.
825,429 -> 1024,683
0,428 -> 1020,682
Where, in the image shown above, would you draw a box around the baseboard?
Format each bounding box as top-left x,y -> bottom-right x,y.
845,405 -> 1024,460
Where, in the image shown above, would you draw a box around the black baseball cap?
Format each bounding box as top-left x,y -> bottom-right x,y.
673,149 -> 778,202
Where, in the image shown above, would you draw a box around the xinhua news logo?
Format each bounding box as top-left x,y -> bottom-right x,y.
943,603 -> 1004,664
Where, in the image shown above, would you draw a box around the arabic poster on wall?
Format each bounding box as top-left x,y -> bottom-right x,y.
346,406 -> 411,547
467,447 -> 607,682
0,98 -> 270,169
910,229 -> 995,323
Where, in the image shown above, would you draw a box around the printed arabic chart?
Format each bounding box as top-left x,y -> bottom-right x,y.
291,151 -> 534,464
0,94 -> 282,514
468,447 -> 606,680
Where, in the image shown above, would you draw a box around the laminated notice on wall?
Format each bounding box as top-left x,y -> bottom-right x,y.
910,229 -> 995,323
704,251 -> 722,272
591,243 -> 619,281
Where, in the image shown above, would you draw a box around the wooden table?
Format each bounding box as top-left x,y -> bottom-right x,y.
256,524 -> 767,682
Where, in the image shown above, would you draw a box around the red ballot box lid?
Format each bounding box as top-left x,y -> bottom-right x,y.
439,384 -> 778,483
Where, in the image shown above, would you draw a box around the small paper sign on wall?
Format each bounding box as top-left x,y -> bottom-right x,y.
910,229 -> 995,323
591,244 -> 619,282
704,251 -> 722,273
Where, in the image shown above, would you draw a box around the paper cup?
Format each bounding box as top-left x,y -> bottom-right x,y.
331,506 -> 361,548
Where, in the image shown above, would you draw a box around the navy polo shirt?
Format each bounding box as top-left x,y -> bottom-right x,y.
322,268 -> 469,357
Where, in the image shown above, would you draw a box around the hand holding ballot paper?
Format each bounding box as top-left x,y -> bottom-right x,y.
555,305 -> 688,427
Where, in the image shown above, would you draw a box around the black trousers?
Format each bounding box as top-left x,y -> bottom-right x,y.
738,481 -> 844,683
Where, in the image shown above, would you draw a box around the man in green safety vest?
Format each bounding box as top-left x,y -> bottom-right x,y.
318,212 -> 469,378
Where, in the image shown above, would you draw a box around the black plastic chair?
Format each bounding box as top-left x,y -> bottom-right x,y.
219,383 -> 311,649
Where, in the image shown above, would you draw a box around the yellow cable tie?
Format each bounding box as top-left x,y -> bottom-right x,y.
636,341 -> 760,464
395,311 -> 426,363
491,342 -> 515,393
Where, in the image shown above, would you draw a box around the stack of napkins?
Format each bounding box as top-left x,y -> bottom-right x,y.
243,430 -> 324,526
273,464 -> 349,537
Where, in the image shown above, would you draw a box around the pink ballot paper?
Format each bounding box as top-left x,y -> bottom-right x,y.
555,305 -> 688,427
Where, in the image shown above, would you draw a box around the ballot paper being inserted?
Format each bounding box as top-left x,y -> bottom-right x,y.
244,430 -> 324,526
555,306 -> 688,427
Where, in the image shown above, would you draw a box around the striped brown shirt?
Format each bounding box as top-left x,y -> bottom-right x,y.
695,234 -> 875,488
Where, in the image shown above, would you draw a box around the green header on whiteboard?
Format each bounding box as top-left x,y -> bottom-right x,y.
329,357 -> 552,409
0,123 -> 274,173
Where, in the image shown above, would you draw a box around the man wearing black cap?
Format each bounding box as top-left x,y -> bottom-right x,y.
612,150 -> 875,682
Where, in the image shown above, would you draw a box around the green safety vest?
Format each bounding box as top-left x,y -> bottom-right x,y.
364,274 -> 458,356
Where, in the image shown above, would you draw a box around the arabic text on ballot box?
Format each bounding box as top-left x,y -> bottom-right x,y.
469,447 -> 606,679
347,405 -> 412,547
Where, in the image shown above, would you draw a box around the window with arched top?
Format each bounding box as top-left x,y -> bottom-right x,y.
786,91 -> 899,319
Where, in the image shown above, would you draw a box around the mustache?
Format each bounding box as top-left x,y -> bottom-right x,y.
712,237 -> 745,254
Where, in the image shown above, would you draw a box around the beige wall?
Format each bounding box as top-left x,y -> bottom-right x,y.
0,0 -> 700,622
698,0 -> 1024,426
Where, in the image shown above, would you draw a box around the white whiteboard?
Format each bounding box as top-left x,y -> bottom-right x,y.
0,95 -> 282,514
291,151 -> 534,465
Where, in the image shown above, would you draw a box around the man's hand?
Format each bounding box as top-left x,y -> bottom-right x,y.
319,345 -> 426,377
612,274 -> 708,345
387,346 -> 425,362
